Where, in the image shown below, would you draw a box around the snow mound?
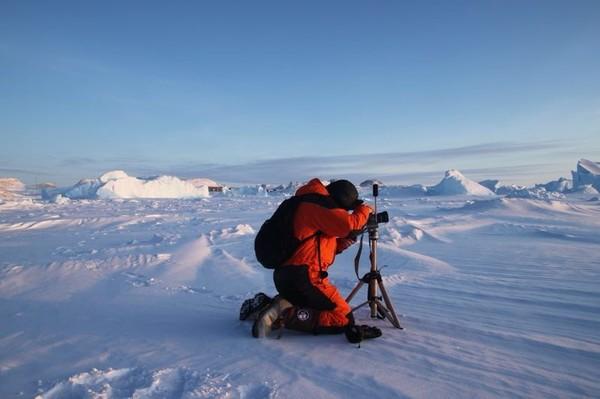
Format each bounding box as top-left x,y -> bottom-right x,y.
572,159 -> 600,191
428,169 -> 494,196
506,187 -> 565,201
36,367 -> 270,399
219,224 -> 256,239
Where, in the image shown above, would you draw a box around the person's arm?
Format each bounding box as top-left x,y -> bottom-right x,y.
336,237 -> 357,254
301,203 -> 372,238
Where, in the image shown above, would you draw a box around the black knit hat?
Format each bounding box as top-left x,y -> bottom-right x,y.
326,180 -> 361,210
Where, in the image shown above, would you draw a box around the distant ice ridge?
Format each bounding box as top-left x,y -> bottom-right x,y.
537,177 -> 572,193
44,171 -> 210,200
506,186 -> 566,201
428,169 -> 494,196
572,159 -> 600,191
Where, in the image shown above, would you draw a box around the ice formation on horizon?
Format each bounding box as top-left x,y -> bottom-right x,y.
0,178 -> 26,202
537,177 -> 572,193
478,179 -> 501,193
428,169 -> 494,196
43,171 -> 210,200
505,186 -> 566,201
572,159 -> 600,191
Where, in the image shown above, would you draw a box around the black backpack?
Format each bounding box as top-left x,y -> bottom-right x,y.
254,194 -> 336,269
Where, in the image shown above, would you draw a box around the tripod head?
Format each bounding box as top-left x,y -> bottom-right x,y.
366,184 -> 389,239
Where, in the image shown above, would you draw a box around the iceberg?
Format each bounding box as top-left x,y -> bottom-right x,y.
44,171 -> 210,200
572,159 -> 600,191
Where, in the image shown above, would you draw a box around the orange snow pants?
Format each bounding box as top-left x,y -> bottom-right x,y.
274,265 -> 352,333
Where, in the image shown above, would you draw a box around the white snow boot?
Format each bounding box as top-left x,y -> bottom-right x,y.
252,295 -> 293,338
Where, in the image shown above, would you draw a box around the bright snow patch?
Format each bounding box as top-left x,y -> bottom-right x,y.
428,169 -> 494,196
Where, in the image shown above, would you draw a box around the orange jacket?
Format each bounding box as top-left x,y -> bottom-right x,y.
284,179 -> 372,281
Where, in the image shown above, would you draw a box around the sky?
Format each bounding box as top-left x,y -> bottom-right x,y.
1,0 -> 600,186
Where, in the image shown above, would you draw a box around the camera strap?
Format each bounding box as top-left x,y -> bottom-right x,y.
353,231 -> 365,280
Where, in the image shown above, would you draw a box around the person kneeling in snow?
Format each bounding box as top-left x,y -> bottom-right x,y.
241,178 -> 382,343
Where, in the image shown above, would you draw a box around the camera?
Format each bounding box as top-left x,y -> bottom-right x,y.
368,211 -> 389,227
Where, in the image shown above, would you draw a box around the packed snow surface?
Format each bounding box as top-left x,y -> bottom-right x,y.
428,169 -> 495,196
1,188 -> 599,398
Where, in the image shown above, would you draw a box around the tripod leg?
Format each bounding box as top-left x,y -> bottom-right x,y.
345,280 -> 365,303
351,300 -> 371,313
369,277 -> 378,318
377,278 -> 403,329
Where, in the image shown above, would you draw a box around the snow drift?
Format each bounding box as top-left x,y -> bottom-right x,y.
428,170 -> 494,196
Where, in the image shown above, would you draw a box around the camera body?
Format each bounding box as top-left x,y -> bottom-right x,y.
367,211 -> 389,228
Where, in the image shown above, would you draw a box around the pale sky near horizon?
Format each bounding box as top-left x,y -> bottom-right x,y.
1,1 -> 600,186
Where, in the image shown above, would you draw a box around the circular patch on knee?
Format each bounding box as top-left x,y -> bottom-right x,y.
296,309 -> 311,321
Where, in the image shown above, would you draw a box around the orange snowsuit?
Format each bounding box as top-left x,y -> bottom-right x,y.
280,178 -> 371,329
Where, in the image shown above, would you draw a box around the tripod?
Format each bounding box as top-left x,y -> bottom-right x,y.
345,184 -> 403,329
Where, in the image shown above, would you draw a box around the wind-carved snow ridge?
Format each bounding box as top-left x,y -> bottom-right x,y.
428,169 -> 495,196
35,367 -> 277,399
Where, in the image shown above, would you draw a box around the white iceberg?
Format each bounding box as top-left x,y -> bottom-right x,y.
44,171 -> 209,200
97,174 -> 209,199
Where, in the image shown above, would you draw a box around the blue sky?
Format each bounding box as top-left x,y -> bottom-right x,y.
1,1 -> 599,186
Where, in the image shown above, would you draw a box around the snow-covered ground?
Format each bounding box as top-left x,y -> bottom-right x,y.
1,189 -> 599,398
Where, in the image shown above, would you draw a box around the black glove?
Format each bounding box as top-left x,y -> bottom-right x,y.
345,324 -> 382,343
